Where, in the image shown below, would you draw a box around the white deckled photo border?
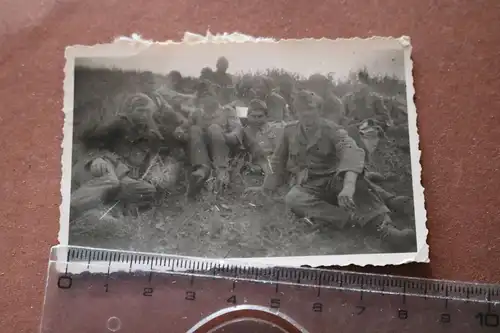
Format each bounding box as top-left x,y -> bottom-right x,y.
58,33 -> 428,270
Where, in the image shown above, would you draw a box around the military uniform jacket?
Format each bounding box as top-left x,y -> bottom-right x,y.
262,119 -> 366,190
243,121 -> 286,157
189,106 -> 243,144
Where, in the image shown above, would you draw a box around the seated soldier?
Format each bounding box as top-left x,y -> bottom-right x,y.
243,99 -> 285,158
346,119 -> 413,216
341,85 -> 391,128
245,89 -> 416,253
70,93 -> 181,224
233,75 -> 290,122
307,74 -> 345,123
182,82 -> 269,197
212,56 -> 234,88
165,70 -> 184,92
200,67 -> 214,81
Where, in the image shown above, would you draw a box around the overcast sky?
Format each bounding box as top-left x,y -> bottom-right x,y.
75,38 -> 408,81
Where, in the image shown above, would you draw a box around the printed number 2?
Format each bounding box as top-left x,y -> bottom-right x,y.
185,291 -> 196,301
143,287 -> 153,296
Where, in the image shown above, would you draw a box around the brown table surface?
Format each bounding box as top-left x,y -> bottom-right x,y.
1,0 -> 499,332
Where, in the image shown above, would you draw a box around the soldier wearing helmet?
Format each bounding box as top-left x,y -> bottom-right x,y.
183,80 -> 243,195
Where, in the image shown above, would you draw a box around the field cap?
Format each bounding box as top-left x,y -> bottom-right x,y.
294,89 -> 323,109
248,99 -> 267,112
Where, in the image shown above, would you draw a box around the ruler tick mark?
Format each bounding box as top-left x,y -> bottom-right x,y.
445,286 -> 449,309
487,290 -> 492,312
402,282 -> 407,305
360,279 -> 364,300
317,274 -> 322,297
148,271 -> 153,283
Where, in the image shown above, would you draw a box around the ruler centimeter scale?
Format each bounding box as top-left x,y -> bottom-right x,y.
40,246 -> 500,333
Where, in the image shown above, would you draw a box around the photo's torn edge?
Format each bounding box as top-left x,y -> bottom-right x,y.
58,32 -> 428,272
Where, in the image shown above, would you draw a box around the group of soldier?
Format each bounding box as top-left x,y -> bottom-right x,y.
70,56 -> 416,253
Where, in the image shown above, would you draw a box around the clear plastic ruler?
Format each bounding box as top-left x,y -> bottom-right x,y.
39,245 -> 500,333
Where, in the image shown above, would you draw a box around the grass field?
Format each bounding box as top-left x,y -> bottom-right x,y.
68,67 -> 415,258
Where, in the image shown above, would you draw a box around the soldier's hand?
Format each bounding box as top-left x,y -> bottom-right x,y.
243,186 -> 263,194
338,185 -> 356,211
90,158 -> 111,177
173,126 -> 186,141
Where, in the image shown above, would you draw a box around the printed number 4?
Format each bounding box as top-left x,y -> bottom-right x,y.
398,309 -> 408,320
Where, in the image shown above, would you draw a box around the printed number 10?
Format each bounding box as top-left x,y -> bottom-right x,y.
476,313 -> 499,327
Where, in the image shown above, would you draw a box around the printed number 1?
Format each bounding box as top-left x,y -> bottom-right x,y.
440,313 -> 451,324
398,309 -> 408,320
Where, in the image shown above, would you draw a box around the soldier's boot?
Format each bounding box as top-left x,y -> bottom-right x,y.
365,171 -> 386,183
187,164 -> 210,199
385,196 -> 413,215
374,214 -> 416,252
214,167 -> 230,194
70,208 -> 121,238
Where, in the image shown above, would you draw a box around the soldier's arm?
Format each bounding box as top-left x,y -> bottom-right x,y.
223,107 -> 244,144
330,125 -> 366,182
262,129 -> 289,191
187,108 -> 203,126
79,116 -> 129,144
242,129 -> 268,169
169,108 -> 190,132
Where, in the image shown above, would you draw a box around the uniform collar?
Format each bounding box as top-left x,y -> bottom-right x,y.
298,121 -> 323,149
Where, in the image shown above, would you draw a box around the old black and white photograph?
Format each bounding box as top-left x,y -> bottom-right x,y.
60,36 -> 428,266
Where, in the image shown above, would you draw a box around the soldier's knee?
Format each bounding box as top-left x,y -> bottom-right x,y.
135,181 -> 156,194
284,187 -> 304,209
206,123 -> 224,135
189,125 -> 203,136
101,175 -> 120,188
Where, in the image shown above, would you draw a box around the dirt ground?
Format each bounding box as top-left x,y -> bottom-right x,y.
69,137 -> 416,258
